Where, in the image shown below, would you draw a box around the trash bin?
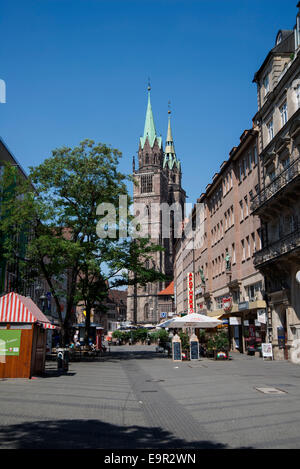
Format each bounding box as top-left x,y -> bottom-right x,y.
57,348 -> 69,372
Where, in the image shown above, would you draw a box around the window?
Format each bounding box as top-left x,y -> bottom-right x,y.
253,146 -> 258,166
263,75 -> 269,96
231,206 -> 234,226
280,101 -> 288,127
297,84 -> 300,108
244,196 -> 249,218
232,243 -> 236,264
267,165 -> 276,183
241,239 -> 245,261
246,282 -> 262,301
141,174 -> 153,193
239,163 -> 242,182
246,236 -> 250,258
251,232 -> 256,253
282,156 -> 290,170
257,229 -> 262,250
267,119 -> 274,143
240,201 -> 244,222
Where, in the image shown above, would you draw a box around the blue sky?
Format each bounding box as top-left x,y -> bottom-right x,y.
0,0 -> 298,205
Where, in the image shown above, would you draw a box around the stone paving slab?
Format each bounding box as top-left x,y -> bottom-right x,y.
0,345 -> 300,448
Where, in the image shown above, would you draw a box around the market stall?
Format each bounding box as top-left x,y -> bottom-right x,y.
0,292 -> 57,378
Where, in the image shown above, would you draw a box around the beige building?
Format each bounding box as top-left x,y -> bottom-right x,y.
251,4 -> 300,361
174,127 -> 267,354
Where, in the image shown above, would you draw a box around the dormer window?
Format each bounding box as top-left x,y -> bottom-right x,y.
276,31 -> 282,45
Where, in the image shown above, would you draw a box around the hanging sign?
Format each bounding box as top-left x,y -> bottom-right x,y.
257,309 -> 267,324
222,297 -> 232,312
187,272 -> 195,314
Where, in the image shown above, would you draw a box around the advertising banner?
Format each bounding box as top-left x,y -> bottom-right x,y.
0,330 -> 21,356
187,272 -> 194,314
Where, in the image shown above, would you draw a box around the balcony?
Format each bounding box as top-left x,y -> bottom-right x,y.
251,156 -> 300,213
254,227 -> 300,266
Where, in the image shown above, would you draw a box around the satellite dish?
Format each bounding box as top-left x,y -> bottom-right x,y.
296,271 -> 300,284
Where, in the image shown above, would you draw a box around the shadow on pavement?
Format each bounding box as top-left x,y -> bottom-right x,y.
0,418 -> 231,449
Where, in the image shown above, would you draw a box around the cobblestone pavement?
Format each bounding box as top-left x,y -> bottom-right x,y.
1,345 -> 300,449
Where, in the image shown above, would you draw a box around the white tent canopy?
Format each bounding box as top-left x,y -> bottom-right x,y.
160,313 -> 222,329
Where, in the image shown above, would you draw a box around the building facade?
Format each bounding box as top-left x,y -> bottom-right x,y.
127,88 -> 185,324
251,4 -> 300,361
174,128 -> 267,354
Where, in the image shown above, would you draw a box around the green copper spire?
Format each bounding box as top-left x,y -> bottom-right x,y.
140,85 -> 162,150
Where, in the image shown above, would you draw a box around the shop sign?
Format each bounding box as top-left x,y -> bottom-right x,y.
222,319 -> 229,325
222,297 -> 232,312
187,272 -> 195,314
238,301 -> 249,311
0,330 -> 21,356
160,312 -> 167,319
257,309 -> 267,324
229,317 -> 241,325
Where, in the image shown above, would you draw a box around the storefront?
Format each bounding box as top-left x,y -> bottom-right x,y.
228,301 -> 267,355
208,300 -> 267,356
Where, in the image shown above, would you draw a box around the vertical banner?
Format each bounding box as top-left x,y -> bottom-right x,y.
187,272 -> 194,314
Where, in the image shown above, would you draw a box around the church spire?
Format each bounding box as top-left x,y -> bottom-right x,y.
163,105 -> 180,170
140,84 -> 162,150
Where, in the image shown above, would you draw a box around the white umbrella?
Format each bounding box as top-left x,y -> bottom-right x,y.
166,313 -> 222,329
157,318 -> 179,328
142,324 -> 156,329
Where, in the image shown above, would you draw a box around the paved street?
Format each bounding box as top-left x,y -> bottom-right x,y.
1,345 -> 300,449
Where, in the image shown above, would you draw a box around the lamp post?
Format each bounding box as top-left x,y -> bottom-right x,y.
39,294 -> 46,313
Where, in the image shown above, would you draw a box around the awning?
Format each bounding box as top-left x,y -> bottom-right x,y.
0,292 -> 58,329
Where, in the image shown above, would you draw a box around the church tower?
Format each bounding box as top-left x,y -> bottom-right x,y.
127,87 -> 185,324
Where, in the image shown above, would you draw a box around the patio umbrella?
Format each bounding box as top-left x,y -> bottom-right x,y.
157,318 -> 179,328
165,313 -> 222,329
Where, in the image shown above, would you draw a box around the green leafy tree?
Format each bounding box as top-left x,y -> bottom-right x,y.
0,140 -> 167,344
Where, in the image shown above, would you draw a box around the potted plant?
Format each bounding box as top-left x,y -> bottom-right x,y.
179,331 -> 190,360
207,331 -> 229,360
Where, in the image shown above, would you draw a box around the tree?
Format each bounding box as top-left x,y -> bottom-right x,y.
0,140 -> 167,344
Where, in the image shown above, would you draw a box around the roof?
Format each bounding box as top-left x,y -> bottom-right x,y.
108,289 -> 127,305
158,281 -> 174,296
140,89 -> 162,150
0,292 -> 57,329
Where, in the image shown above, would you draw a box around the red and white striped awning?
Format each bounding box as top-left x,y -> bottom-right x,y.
0,292 -> 57,329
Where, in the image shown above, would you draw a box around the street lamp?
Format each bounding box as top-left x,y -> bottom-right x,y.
39,294 -> 46,313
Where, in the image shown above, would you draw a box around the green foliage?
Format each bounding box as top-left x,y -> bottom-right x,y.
207,330 -> 229,351
179,331 -> 190,351
149,328 -> 169,345
0,140 -> 168,343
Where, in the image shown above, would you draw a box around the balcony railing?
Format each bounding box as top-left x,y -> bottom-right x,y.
251,156 -> 300,212
254,227 -> 300,266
